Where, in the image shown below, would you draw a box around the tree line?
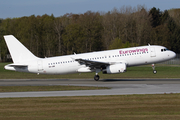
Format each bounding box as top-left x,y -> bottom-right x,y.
0,6 -> 180,62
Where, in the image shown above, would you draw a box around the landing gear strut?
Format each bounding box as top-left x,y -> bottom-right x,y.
152,64 -> 157,74
94,69 -> 101,81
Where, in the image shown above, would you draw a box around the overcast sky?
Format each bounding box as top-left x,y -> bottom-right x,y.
0,0 -> 180,19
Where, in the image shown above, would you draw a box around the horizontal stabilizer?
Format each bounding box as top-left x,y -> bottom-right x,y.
8,63 -> 28,67
4,63 -> 28,71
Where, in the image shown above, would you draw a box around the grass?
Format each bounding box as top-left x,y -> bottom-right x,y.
0,94 -> 180,120
0,86 -> 109,92
0,63 -> 180,79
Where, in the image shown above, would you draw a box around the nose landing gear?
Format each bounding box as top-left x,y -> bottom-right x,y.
152,64 -> 157,74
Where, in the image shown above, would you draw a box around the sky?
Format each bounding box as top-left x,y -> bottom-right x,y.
0,0 -> 180,19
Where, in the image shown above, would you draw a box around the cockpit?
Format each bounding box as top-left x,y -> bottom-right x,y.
161,48 -> 168,52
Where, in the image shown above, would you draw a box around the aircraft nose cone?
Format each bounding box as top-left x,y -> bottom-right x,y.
171,51 -> 176,58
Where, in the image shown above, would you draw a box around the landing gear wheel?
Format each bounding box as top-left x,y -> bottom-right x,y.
152,64 -> 157,74
94,75 -> 100,81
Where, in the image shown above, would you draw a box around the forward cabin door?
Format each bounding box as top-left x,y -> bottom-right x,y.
37,60 -> 43,71
150,47 -> 156,57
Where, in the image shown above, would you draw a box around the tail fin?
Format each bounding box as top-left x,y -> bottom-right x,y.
4,35 -> 38,63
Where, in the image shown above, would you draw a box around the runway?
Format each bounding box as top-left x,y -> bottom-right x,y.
0,78 -> 180,98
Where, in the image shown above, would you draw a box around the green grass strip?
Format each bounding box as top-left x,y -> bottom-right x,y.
0,86 -> 109,92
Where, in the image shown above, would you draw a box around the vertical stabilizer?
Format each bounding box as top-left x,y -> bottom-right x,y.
4,35 -> 38,63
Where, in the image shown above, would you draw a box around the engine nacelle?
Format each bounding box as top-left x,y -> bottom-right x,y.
103,63 -> 126,74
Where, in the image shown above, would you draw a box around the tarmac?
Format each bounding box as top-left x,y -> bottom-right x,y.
0,78 -> 180,98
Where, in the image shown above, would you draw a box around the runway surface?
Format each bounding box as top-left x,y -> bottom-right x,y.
0,78 -> 180,98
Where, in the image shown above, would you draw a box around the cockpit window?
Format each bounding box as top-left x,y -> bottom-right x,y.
161,48 -> 169,52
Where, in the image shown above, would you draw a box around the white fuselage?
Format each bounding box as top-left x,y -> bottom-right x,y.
8,45 -> 175,74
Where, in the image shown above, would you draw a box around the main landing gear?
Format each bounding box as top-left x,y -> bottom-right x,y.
94,69 -> 101,81
152,64 -> 157,74
94,75 -> 100,81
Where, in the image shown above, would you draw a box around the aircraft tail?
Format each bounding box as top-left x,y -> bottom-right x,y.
4,35 -> 38,63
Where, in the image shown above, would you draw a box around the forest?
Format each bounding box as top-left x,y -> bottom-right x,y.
0,6 -> 180,62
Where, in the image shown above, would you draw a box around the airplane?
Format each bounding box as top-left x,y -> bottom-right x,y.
4,35 -> 176,81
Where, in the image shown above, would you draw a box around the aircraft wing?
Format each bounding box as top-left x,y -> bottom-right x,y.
75,58 -> 110,69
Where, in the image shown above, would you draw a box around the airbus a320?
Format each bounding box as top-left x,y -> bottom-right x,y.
4,35 -> 176,81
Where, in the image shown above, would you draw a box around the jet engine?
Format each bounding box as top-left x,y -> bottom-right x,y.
102,63 -> 126,74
